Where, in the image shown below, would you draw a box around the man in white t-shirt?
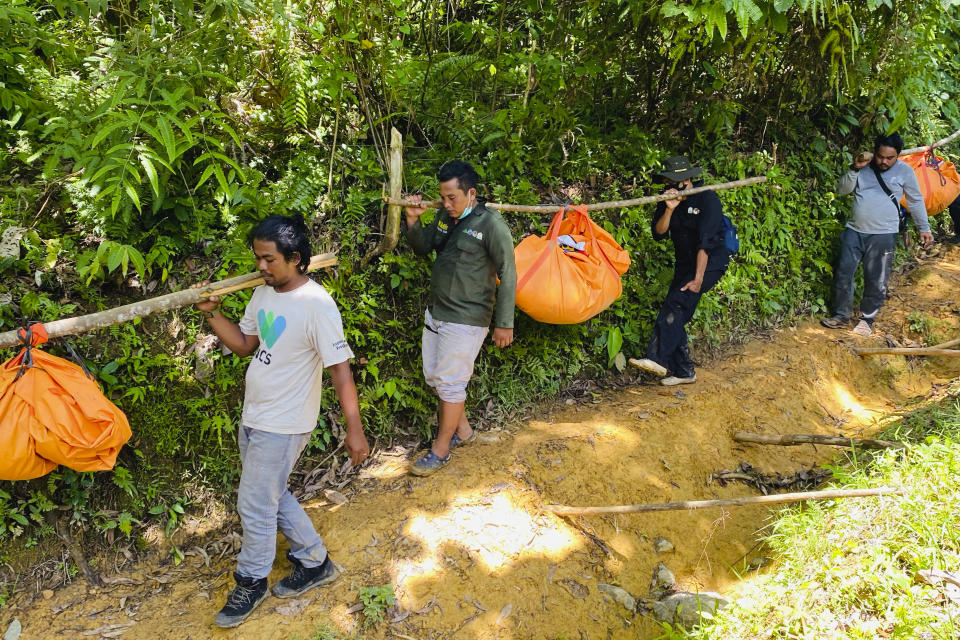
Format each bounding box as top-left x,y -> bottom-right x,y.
196,215 -> 369,628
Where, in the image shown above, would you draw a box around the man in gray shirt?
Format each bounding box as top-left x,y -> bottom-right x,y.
822,133 -> 933,337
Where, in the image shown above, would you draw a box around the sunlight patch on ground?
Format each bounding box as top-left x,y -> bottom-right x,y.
524,418 -> 643,447
830,380 -> 881,423
358,457 -> 408,480
391,489 -> 581,607
590,421 -> 643,446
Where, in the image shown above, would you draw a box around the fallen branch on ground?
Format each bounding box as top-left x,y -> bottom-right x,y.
0,253 -> 338,349
734,431 -> 904,450
710,461 -> 833,492
542,487 -> 903,516
383,176 -> 768,213
931,337 -> 960,350
853,347 -> 960,358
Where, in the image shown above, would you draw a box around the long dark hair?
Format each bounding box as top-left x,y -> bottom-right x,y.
249,214 -> 312,274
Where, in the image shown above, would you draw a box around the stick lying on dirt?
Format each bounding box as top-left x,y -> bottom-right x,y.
853,347 -> 960,358
0,253 -> 338,349
542,487 -> 903,516
854,336 -> 959,357
734,431 -> 904,450
930,337 -> 960,350
382,176 -> 768,213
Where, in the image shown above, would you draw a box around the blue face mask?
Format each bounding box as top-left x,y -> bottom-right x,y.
458,194 -> 476,220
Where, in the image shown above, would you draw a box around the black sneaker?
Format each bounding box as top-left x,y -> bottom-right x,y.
272,552 -> 339,598
214,572 -> 269,628
820,315 -> 849,329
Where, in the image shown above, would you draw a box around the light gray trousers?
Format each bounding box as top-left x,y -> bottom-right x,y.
236,426 -> 327,579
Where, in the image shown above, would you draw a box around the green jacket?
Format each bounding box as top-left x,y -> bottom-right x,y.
405,203 -> 516,329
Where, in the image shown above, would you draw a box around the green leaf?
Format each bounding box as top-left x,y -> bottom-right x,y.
88,119 -> 130,149
124,181 -> 142,212
195,163 -> 216,190
606,327 -> 623,364
107,244 -> 125,272
127,247 -> 146,277
384,379 -> 397,398
139,153 -> 159,197
156,115 -> 178,163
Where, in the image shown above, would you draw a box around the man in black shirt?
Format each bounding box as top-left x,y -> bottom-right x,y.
629,156 -> 730,385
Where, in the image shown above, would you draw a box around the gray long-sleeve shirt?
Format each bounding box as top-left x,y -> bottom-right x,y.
837,160 -> 929,233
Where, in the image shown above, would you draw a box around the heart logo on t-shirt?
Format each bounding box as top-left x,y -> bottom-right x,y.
257,309 -> 286,349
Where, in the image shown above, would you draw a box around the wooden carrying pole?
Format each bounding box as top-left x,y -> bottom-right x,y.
382,176 -> 768,213
734,431 -> 903,450
900,126 -> 960,156
0,253 -> 338,349
542,487 -> 903,516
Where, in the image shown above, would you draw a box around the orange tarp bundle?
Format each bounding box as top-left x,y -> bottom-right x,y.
900,151 -> 960,215
0,324 -> 131,481
514,206 -> 630,324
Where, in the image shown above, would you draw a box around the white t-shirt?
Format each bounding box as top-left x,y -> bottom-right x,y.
238,279 -> 354,434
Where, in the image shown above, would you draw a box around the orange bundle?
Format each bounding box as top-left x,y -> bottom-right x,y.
900,151 -> 960,215
0,324 -> 131,481
514,206 -> 630,324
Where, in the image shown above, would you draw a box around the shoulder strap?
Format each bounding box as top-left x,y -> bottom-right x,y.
871,165 -> 901,214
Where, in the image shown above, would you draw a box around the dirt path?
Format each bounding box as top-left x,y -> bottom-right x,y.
4,246 -> 960,640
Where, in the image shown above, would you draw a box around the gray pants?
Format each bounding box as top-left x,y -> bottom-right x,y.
832,228 -> 896,321
236,426 -> 327,579
422,308 -> 488,403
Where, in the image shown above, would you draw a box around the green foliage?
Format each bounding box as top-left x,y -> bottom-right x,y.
357,584 -> 396,628
291,623 -> 357,640
660,393 -> 960,639
1,0 -> 959,559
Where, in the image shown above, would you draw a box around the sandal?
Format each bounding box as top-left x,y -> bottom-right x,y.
450,431 -> 477,449
410,450 -> 450,476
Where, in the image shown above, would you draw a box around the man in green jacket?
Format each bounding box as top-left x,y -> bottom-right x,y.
403,160 -> 516,475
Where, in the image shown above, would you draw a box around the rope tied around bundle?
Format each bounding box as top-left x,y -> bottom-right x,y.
13,321 -> 47,381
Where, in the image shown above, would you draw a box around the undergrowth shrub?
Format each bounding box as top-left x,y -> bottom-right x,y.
0,0 -> 958,561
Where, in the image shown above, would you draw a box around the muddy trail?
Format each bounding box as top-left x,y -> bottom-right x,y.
4,244 -> 960,640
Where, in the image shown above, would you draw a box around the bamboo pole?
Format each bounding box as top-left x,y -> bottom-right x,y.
382,176 -> 768,213
542,487 -> 903,516
734,431 -> 903,450
853,347 -> 960,358
901,126 -> 960,155
0,253 -> 338,349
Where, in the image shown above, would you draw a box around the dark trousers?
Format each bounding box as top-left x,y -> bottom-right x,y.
645,268 -> 726,378
832,228 -> 896,321
949,196 -> 960,236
